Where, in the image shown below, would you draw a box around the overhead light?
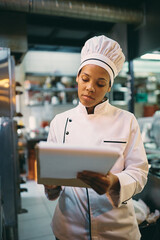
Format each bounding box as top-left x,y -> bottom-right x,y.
140,53 -> 160,60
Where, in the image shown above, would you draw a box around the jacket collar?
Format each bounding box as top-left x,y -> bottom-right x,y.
77,99 -> 109,115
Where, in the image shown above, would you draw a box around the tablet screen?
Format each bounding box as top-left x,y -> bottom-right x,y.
36,141 -> 120,187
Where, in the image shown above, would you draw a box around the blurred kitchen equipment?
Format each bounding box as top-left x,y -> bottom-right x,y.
150,111 -> 160,148
143,104 -> 159,117
51,95 -> 60,105
15,112 -> 23,117
61,76 -> 73,87
0,48 -> 19,239
15,81 -> 22,87
109,84 -> 129,105
29,116 -> 37,130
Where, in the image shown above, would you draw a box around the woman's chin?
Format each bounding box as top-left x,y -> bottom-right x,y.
80,98 -> 96,107
81,101 -> 95,108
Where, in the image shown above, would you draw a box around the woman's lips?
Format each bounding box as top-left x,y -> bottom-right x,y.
82,95 -> 95,100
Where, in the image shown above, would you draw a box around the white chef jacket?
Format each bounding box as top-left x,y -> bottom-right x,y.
47,100 -> 148,240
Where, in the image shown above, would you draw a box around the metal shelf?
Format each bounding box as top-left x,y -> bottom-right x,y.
25,87 -> 77,93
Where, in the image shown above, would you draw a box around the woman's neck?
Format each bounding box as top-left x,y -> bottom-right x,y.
86,106 -> 95,114
86,97 -> 108,114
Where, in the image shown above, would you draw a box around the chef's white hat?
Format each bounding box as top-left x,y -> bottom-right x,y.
78,35 -> 125,86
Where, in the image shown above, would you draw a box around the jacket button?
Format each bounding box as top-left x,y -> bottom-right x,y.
66,131 -> 69,135
69,119 -> 72,122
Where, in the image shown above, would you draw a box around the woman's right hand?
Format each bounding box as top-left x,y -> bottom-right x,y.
44,185 -> 62,200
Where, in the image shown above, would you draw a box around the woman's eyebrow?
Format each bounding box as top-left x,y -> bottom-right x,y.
81,72 -> 108,81
81,72 -> 90,77
97,78 -> 108,82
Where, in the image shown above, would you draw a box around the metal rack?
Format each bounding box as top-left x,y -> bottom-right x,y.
0,48 -> 19,240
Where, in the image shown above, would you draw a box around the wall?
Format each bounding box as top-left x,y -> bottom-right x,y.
23,51 -> 81,76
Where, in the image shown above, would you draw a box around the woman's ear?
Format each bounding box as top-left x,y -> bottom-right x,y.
107,86 -> 111,93
76,75 -> 79,83
107,80 -> 111,93
76,69 -> 81,83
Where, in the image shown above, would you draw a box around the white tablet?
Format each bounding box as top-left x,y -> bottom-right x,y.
36,141 -> 120,187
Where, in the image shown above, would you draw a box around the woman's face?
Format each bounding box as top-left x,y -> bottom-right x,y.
76,64 -> 111,113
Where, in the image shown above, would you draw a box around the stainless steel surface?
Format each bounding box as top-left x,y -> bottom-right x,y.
136,115 -> 160,212
10,56 -> 16,118
0,117 -> 19,239
134,172 -> 160,211
151,111 -> 160,148
0,0 -> 143,24
145,147 -> 160,155
0,176 -> 2,239
0,49 -> 10,117
138,113 -> 160,149
0,48 -> 18,239
0,48 -> 16,118
109,86 -> 129,106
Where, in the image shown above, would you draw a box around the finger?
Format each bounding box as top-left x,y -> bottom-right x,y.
77,171 -> 111,190
91,184 -> 106,195
78,173 -> 109,186
78,177 -> 104,194
44,184 -> 56,188
78,175 -> 109,194
79,171 -> 106,178
78,171 -> 108,182
88,181 -> 107,195
45,187 -> 61,200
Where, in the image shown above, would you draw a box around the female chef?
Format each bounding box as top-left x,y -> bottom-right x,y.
45,35 -> 148,240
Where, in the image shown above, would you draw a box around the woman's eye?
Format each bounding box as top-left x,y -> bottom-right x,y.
82,78 -> 89,82
97,83 -> 106,87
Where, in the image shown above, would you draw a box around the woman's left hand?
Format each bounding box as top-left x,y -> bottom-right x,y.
77,171 -> 119,195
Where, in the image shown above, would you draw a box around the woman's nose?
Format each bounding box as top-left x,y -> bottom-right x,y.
86,84 -> 95,92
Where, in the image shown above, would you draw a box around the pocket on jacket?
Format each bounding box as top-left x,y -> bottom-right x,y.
103,139 -> 127,144
101,138 -> 128,173
101,138 -> 127,151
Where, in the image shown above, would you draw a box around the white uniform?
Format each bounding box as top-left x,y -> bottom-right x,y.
47,100 -> 148,240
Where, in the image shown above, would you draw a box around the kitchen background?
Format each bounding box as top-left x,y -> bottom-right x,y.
15,51 -> 160,132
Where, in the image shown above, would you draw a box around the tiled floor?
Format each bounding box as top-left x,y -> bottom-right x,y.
18,180 -> 58,240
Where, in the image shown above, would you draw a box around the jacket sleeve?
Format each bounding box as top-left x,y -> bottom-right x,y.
44,118 -> 62,200
47,118 -> 58,143
110,115 -> 149,208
